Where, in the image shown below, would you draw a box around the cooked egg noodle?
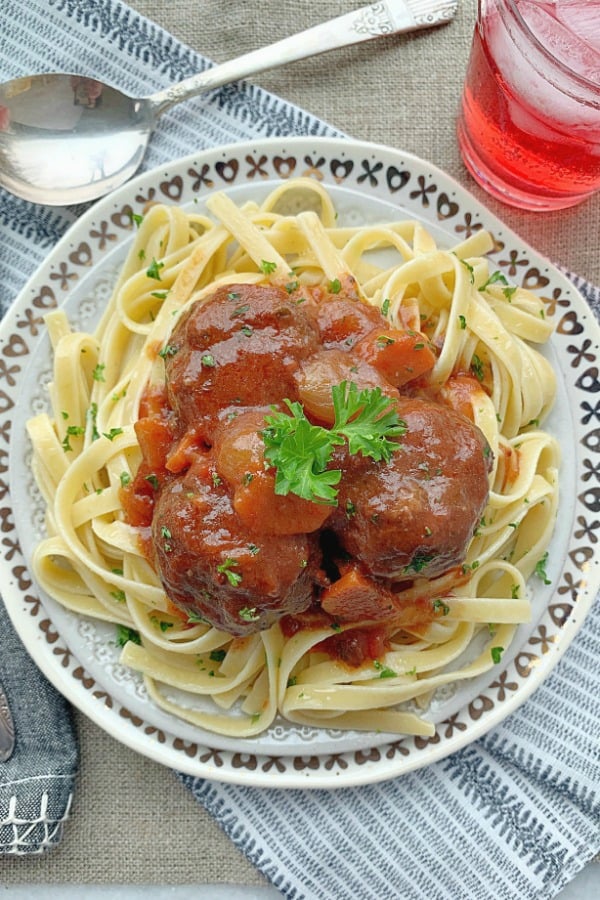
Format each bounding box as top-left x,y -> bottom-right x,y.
27,180 -> 559,738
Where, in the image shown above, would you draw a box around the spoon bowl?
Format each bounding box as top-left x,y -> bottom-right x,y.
0,75 -> 154,205
0,0 -> 456,206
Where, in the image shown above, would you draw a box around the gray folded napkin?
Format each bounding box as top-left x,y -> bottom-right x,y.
1,1 -> 598,894
0,601 -> 77,854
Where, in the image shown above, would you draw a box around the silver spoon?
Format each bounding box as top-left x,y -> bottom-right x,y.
0,679 -> 15,762
0,0 -> 456,207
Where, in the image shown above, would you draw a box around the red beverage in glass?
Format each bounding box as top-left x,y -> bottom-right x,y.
457,0 -> 600,210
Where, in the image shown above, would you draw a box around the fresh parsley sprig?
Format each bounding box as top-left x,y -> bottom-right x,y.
262,400 -> 343,504
261,382 -> 405,505
332,382 -> 406,462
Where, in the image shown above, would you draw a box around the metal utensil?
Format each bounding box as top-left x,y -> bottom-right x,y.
0,0 -> 456,207
0,680 -> 15,762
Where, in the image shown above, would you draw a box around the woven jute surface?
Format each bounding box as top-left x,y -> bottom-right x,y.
2,0 -> 598,886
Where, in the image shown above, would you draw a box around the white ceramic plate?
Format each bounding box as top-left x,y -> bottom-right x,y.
2,137 -> 598,787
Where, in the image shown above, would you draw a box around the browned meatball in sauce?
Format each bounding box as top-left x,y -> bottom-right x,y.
152,459 -> 318,635
165,283 -> 320,441
332,398 -> 492,579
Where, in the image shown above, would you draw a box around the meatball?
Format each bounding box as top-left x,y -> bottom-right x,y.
331,398 -> 492,579
152,460 -> 317,635
164,282 -> 320,442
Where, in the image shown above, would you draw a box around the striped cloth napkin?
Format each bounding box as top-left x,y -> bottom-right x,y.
1,1 -> 598,895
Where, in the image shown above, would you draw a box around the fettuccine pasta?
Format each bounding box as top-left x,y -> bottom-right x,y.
27,179 -> 559,738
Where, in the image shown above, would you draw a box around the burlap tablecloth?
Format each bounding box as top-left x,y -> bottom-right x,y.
2,0 -> 598,888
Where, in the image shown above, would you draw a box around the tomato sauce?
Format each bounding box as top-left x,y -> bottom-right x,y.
122,282 -> 492,660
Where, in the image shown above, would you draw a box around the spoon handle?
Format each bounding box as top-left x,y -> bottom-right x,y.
148,0 -> 457,116
0,679 -> 15,762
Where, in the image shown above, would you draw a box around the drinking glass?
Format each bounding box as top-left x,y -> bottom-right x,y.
457,0 -> 600,211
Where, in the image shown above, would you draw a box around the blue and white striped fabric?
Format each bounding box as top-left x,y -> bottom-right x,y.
1,0 -> 598,894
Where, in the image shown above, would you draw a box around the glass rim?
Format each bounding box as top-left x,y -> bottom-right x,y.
500,0 -> 600,95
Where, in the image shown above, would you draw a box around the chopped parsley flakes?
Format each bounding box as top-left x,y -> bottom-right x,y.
217,558 -> 243,587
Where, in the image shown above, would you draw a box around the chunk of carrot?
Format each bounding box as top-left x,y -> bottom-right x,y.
439,374 -> 485,421
134,416 -> 174,471
354,327 -> 436,387
165,428 -> 204,474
